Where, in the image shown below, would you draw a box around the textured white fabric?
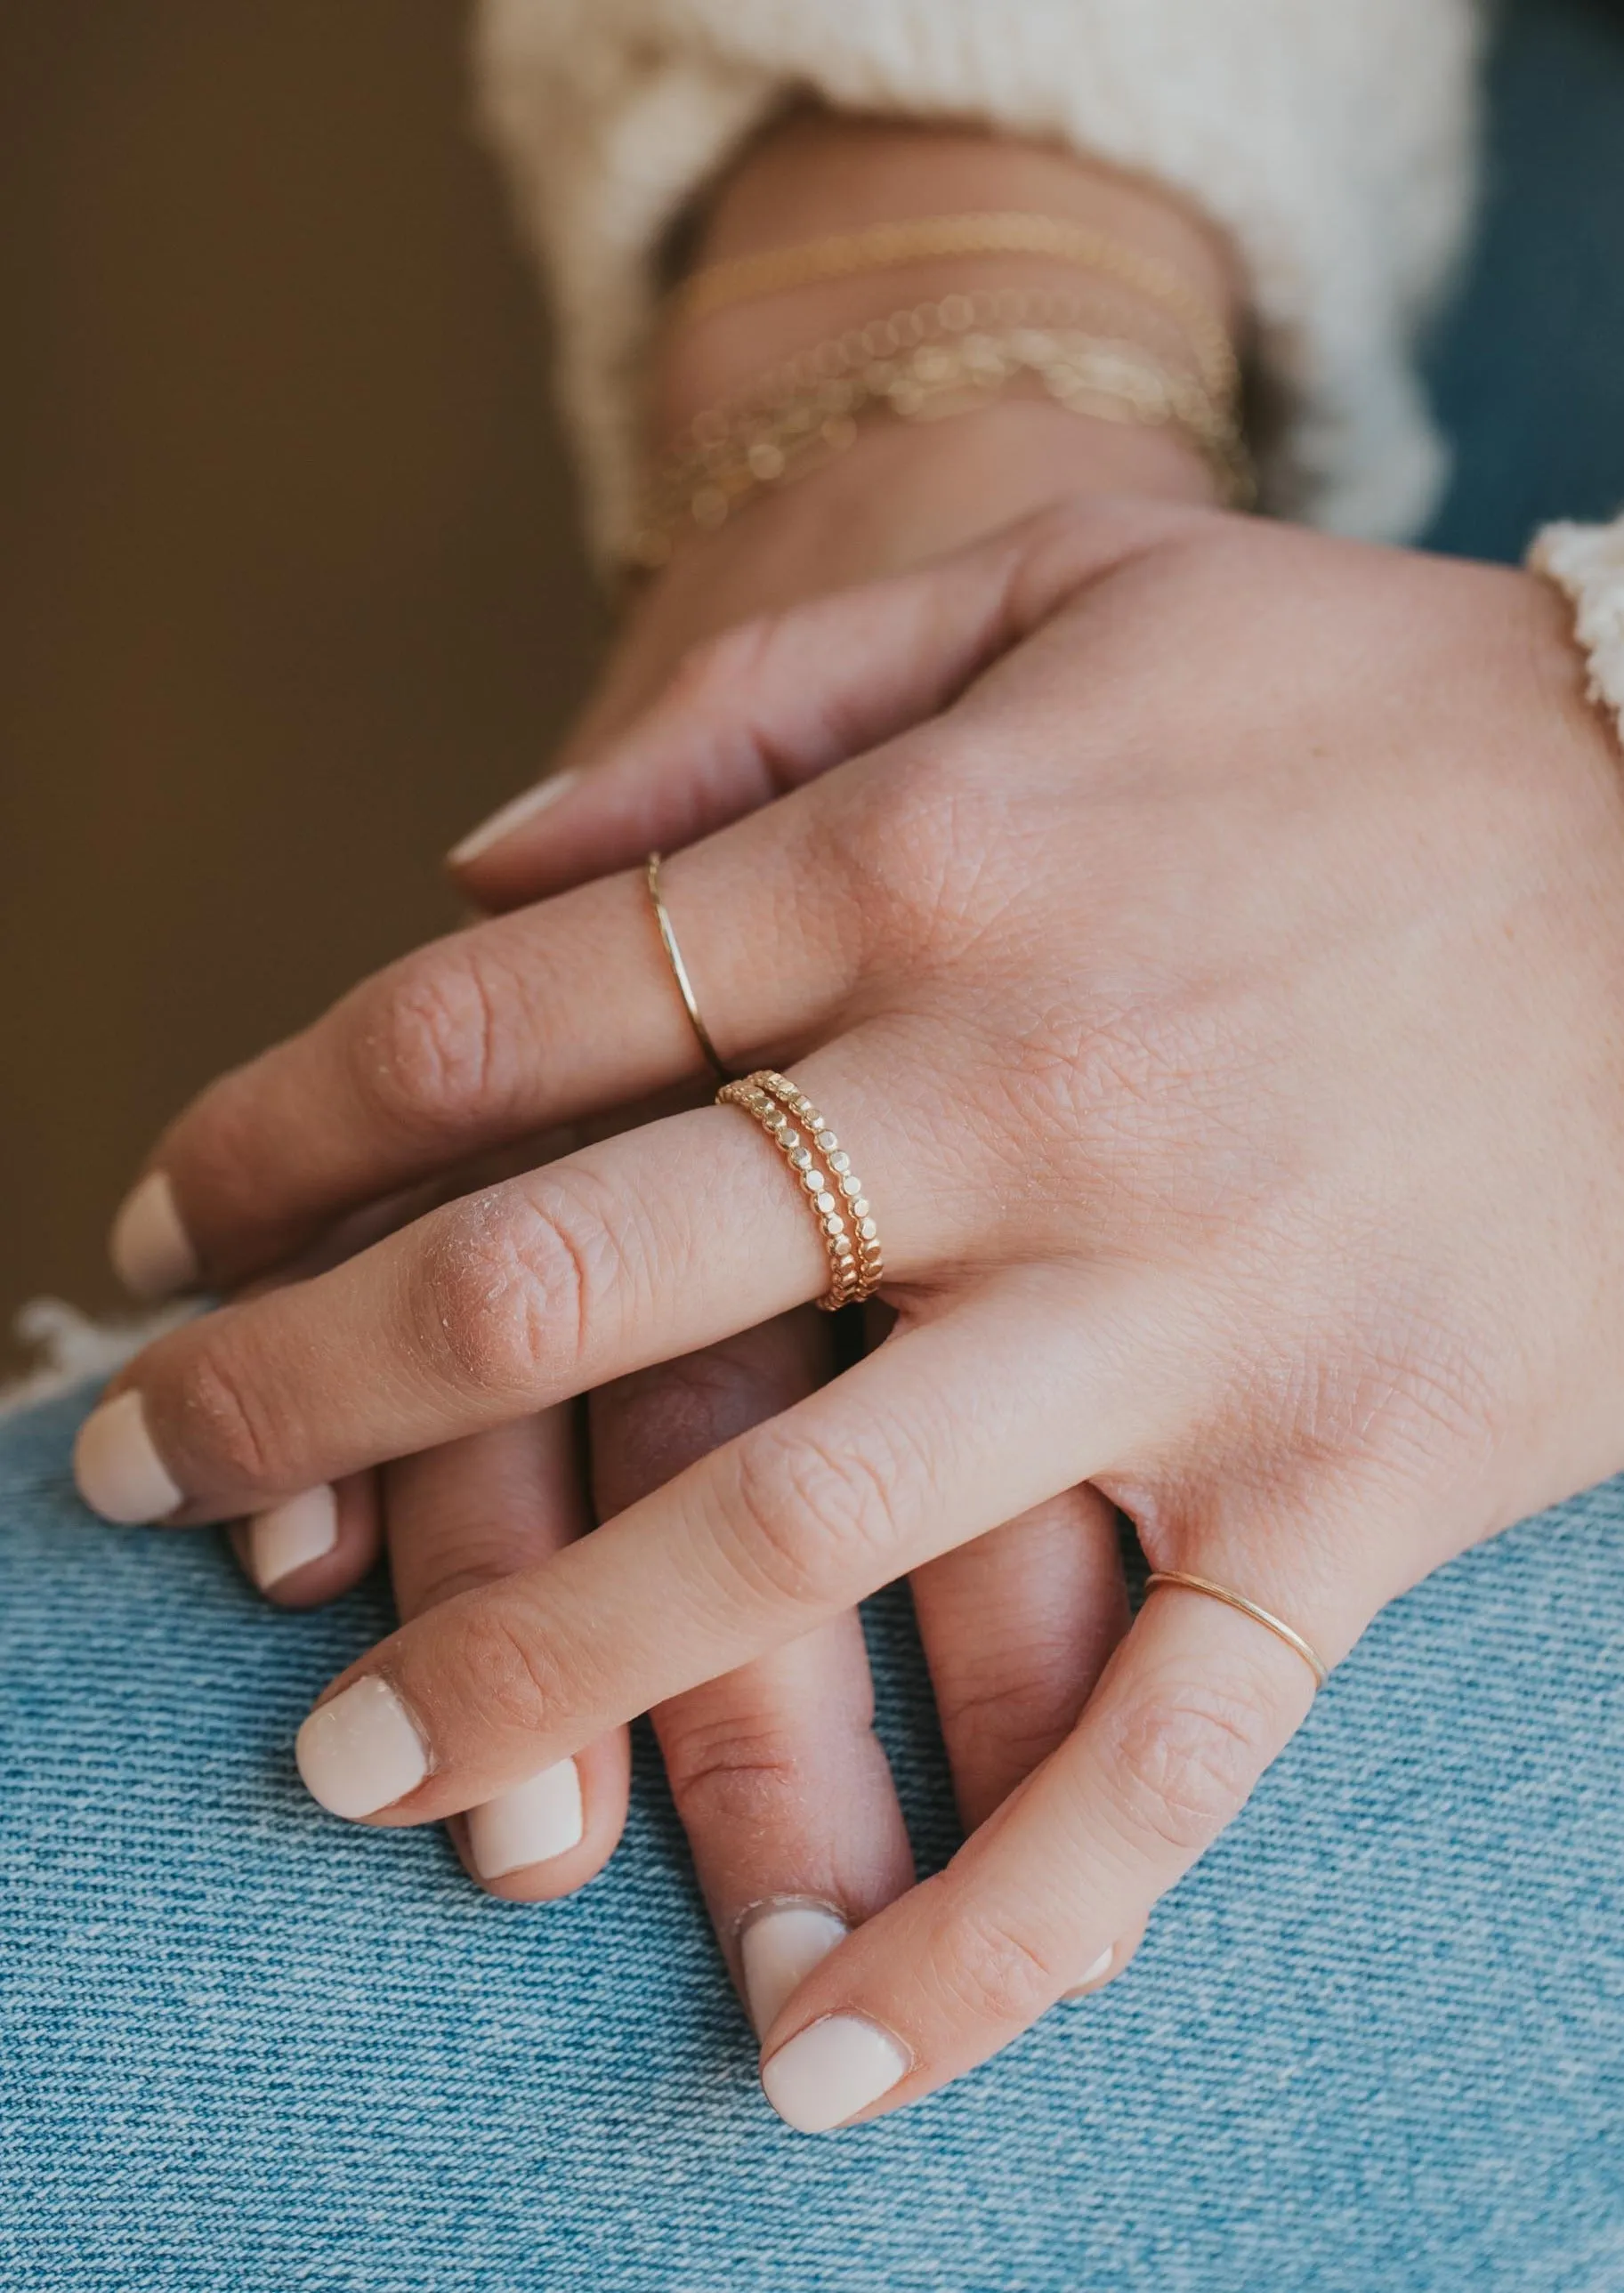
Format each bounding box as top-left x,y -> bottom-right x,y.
1530,516 -> 1624,748
473,0 -> 1483,566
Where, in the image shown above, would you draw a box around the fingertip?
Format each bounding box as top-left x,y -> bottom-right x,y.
246,1485 -> 339,1594
109,1171 -> 198,1301
446,769 -> 581,872
739,1901 -> 850,2039
457,1749 -> 627,1902
1060,1926 -> 1143,2004
236,1477 -> 380,1608
73,1390 -> 185,1524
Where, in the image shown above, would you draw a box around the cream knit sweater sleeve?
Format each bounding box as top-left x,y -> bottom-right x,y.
473,0 -> 1483,565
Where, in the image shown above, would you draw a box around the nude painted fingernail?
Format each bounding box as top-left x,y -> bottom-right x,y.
1062,1945 -> 1116,2003
109,1172 -> 198,1300
465,1760 -> 585,1878
760,2014 -> 910,2134
249,1486 -> 338,1591
740,1903 -> 849,2037
448,769 -> 581,864
295,1675 -> 428,1820
73,1391 -> 185,1523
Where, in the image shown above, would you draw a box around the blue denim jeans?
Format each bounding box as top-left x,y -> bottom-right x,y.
4,5 -> 1624,2286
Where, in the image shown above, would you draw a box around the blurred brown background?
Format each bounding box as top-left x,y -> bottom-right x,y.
0,2 -> 604,1369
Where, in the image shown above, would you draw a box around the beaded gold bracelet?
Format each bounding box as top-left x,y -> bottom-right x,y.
629,289 -> 1251,571
667,210 -> 1238,408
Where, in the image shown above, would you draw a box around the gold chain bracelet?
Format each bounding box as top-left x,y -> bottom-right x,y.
667,210 -> 1237,407
629,290 -> 1252,571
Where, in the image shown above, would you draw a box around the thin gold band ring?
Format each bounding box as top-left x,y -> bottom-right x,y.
646,852 -> 727,1081
1143,1570 -> 1329,1691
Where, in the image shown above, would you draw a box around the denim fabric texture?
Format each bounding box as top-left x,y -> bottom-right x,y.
4,3 -> 1624,2285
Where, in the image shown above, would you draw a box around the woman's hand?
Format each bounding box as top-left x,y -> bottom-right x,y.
75,494 -> 1624,2127
182,375 -> 1197,2005
171,99 -> 1237,1994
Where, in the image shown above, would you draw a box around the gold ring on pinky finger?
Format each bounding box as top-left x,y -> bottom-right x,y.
1143,1571 -> 1329,1691
717,1070 -> 885,1311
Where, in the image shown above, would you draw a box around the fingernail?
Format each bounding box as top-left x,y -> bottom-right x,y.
448,769 -> 581,864
109,1172 -> 198,1300
1062,1945 -> 1116,2003
739,1903 -> 849,2037
73,1391 -> 185,1523
295,1675 -> 428,1820
249,1485 -> 338,1591
760,2014 -> 910,2135
465,1760 -> 585,1878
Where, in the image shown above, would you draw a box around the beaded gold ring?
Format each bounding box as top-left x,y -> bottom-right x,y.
716,1070 -> 884,1311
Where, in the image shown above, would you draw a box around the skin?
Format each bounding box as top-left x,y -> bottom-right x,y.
78,484 -> 1624,2122
160,122 -> 1228,2004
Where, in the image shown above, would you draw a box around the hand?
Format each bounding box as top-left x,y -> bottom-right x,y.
192,397 -> 1192,2005
170,108 -> 1232,2000
74,494 -> 1624,2126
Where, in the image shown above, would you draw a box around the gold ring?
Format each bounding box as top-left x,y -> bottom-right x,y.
717,1070 -> 885,1311
646,852 -> 726,1080
1143,1571 -> 1329,1691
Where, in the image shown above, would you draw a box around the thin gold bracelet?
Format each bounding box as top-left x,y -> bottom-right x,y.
667,210 -> 1237,406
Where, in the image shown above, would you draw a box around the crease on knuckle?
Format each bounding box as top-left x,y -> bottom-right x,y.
935,1903 -> 1059,2031
181,1337 -> 281,1490
407,1537 -> 537,1613
933,1668 -> 1079,1773
1101,1674 -> 1276,1858
661,1711 -> 820,1834
352,943 -> 517,1140
417,1177 -> 621,1400
446,1605 -> 565,1741
723,1423 -> 898,1610
601,1352 -> 782,1502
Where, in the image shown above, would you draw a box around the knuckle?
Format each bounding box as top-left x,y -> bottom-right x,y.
599,1352 -> 779,1508
660,1710 -> 814,1835
406,1535 -> 536,1613
444,1604 -> 565,1740
933,1667 -> 1079,1774
1102,1673 -> 1277,1857
667,618 -> 768,711
351,943 -> 518,1139
723,1423 -> 898,1608
413,1175 -> 628,1401
821,739 -> 1000,968
937,1903 -> 1060,2031
180,1336 -> 282,1490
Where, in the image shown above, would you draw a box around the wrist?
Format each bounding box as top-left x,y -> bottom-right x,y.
635,112 -> 1241,589
651,110 -> 1243,444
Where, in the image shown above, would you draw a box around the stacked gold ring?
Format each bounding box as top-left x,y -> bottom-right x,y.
717,1070 -> 884,1311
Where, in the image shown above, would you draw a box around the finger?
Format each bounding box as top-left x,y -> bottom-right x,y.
659,1625 -> 913,2038
75,1046 -> 982,1524
909,1485 -> 1129,1831
227,1472 -> 382,1609
109,846 -> 840,1298
590,1315 -> 913,2036
385,1410 -> 631,1901
448,495 -> 1182,910
286,1280 -> 1167,1826
754,1572 -> 1337,2134
109,496 -> 1181,1302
